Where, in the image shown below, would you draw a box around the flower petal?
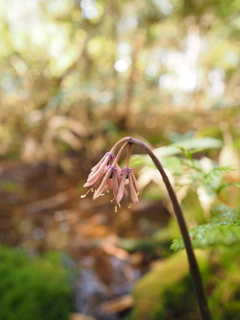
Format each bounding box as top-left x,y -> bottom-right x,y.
90,153 -> 109,172
130,171 -> 140,191
93,166 -> 115,199
84,166 -> 108,187
129,173 -> 139,203
116,170 -> 128,204
88,156 -> 108,177
112,167 -> 119,200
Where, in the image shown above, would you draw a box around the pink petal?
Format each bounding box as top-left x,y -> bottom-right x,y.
129,173 -> 139,203
93,167 -> 112,199
116,164 -> 122,174
123,187 -> 128,196
88,157 -> 108,178
112,168 -> 119,200
84,166 -> 108,187
90,153 -> 109,172
131,171 -> 140,191
107,177 -> 113,190
116,171 -> 128,204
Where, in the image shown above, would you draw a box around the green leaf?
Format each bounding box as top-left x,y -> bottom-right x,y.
217,182 -> 240,193
206,166 -> 236,179
129,154 -> 152,167
171,206 -> 240,251
130,138 -> 223,167
210,204 -> 239,222
154,138 -> 223,158
183,148 -> 205,160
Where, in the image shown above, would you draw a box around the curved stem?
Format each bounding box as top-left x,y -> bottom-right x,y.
128,137 -> 212,320
113,141 -> 129,165
126,144 -> 132,168
110,136 -> 131,154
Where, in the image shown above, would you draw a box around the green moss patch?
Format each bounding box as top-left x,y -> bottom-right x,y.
0,244 -> 72,320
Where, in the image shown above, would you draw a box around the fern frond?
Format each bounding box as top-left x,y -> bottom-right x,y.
206,166 -> 236,179
217,182 -> 240,193
171,205 -> 240,251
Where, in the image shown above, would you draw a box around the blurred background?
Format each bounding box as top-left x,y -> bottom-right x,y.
1,0 -> 240,319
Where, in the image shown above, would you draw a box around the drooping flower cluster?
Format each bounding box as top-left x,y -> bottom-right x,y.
82,145 -> 139,210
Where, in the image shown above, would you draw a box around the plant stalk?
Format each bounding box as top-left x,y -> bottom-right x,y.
128,137 -> 212,320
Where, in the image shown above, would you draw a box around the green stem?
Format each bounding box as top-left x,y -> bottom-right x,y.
128,137 -> 212,320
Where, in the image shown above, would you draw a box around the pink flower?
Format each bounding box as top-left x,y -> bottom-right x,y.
81,144 -> 140,210
90,152 -> 115,174
82,164 -> 119,200
93,166 -> 119,200
116,167 -> 139,206
84,152 -> 115,188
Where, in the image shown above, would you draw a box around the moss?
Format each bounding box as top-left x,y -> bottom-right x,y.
0,244 -> 72,320
133,250 -> 209,320
132,248 -> 240,320
209,251 -> 240,320
124,310 -> 135,320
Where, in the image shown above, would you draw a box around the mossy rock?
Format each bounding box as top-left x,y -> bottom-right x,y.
208,250 -> 240,320
131,248 -> 240,320
0,244 -> 72,320
132,250 -> 209,320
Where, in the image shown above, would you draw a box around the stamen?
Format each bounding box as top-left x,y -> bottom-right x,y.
128,203 -> 132,209
82,187 -> 95,197
115,206 -> 118,213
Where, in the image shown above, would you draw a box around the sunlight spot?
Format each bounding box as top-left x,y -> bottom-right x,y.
99,90 -> 112,103
208,69 -> 225,83
125,16 -> 138,29
177,71 -> 197,92
154,0 -> 173,15
114,58 -> 131,72
159,74 -> 176,90
82,6 -> 97,19
145,64 -> 158,78
80,0 -> 97,19
118,42 -> 131,55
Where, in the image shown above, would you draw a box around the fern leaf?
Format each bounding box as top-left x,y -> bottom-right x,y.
217,182 -> 240,193
171,206 -> 240,251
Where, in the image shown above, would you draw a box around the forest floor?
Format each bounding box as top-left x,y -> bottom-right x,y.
0,153 -> 170,320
